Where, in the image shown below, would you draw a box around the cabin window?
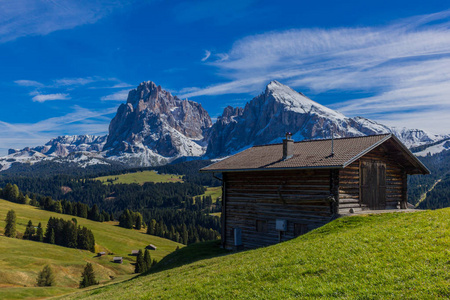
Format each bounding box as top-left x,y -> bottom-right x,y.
256,220 -> 268,233
294,223 -> 308,236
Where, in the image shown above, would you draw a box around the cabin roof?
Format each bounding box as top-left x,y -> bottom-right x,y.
200,134 -> 429,175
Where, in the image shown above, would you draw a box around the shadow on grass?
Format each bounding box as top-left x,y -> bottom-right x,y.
140,239 -> 231,276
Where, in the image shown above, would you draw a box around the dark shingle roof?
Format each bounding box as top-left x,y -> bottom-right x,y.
201,134 -> 429,174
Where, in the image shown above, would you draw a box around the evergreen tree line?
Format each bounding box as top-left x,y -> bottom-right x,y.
43,217 -> 96,252
23,220 -> 44,241
117,208 -> 221,245
3,209 -> 95,252
417,173 -> 450,209
135,248 -> 156,273
0,177 -> 207,213
1,161 -> 222,245
0,183 -> 114,223
143,209 -> 220,245
408,149 -> 450,205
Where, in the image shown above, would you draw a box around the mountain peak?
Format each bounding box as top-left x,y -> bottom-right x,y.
266,80 -> 297,93
104,81 -> 212,165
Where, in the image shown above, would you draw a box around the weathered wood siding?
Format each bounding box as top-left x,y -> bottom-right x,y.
338,145 -> 405,214
223,169 -> 334,250
338,161 -> 364,214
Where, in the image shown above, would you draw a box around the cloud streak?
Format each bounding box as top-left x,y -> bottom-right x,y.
0,0 -> 137,43
180,10 -> 450,134
101,89 -> 130,101
0,106 -> 117,155
201,50 -> 211,62
32,93 -> 70,103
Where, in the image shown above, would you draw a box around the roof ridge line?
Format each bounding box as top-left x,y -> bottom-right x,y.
252,133 -> 391,147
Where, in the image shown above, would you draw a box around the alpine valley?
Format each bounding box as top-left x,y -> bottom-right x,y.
1,80 -> 448,173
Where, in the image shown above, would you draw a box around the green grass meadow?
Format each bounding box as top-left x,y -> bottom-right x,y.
95,170 -> 183,185
63,209 -> 450,299
196,186 -> 222,202
0,199 -> 182,299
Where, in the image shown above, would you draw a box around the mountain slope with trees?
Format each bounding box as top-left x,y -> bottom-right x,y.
0,198 -> 182,299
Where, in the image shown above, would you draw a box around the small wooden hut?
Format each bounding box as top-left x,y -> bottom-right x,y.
113,257 -> 123,264
146,244 -> 157,250
201,134 -> 429,250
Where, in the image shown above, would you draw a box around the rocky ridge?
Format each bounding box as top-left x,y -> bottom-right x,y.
1,80 -> 446,171
205,81 -> 445,157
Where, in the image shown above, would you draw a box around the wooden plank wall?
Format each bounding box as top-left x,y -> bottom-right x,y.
223,169 -> 333,249
338,161 -> 365,214
338,145 -> 405,214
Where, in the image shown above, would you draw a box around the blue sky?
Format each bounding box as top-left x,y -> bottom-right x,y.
1,0 -> 450,154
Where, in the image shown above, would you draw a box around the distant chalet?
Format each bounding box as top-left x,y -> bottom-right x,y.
201,134 -> 429,250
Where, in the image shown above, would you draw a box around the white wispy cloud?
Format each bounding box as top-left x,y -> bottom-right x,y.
181,10 -> 450,134
32,93 -> 70,103
201,50 -> 211,62
14,80 -> 43,87
101,89 -> 130,101
0,106 -> 117,155
0,1 -> 137,43
53,77 -> 98,87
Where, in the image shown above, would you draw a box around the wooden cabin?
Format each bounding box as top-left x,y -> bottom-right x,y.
201,134 -> 429,250
113,257 -> 123,264
146,244 -> 157,250
131,250 -> 139,256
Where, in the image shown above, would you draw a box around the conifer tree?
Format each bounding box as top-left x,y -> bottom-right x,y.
53,201 -> 63,214
36,265 -> 55,287
135,213 -> 143,230
36,222 -> 44,242
49,228 -> 55,244
4,209 -> 16,238
182,223 -> 188,245
79,262 -> 98,288
143,249 -> 151,271
23,220 -> 35,240
119,209 -> 133,229
135,249 -> 144,273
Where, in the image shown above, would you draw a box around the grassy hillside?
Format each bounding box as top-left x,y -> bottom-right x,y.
196,186 -> 222,202
63,209 -> 450,299
0,199 -> 182,299
95,170 -> 183,185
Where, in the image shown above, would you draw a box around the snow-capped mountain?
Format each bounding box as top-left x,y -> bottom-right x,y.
205,81 -> 445,157
1,80 -> 447,172
8,135 -> 107,157
0,135 -> 107,171
103,81 -> 212,166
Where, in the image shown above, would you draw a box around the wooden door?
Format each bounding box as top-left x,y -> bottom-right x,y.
360,160 -> 386,209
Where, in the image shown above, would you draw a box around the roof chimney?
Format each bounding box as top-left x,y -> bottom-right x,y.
283,132 -> 293,160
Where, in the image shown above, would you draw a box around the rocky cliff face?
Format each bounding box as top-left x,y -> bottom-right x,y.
104,81 -> 212,165
205,81 -> 444,157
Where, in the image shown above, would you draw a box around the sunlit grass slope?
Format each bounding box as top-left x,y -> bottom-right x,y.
196,186 -> 222,202
64,209 -> 450,299
0,199 -> 182,299
95,170 -> 182,185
